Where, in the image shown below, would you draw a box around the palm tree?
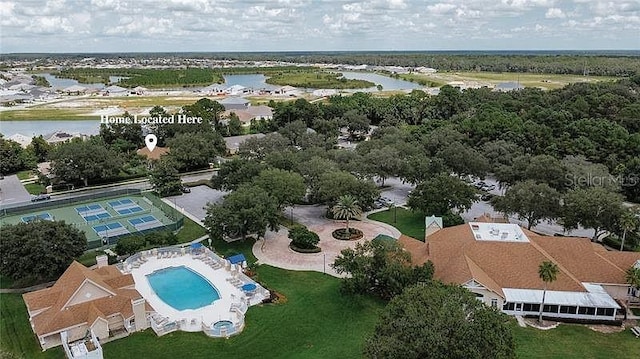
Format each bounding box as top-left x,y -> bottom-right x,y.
332,195 -> 362,233
619,207 -> 639,251
626,267 -> 640,310
538,261 -> 559,324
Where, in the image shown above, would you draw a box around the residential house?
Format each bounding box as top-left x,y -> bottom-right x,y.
44,131 -> 86,145
136,146 -> 169,167
223,133 -> 265,155
399,220 -> 640,322
221,105 -> 273,127
7,133 -> 32,148
62,85 -> 88,95
101,85 -> 128,96
22,257 -> 153,351
219,97 -> 250,111
494,82 -> 524,92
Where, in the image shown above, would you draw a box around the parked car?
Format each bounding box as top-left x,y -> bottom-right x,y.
180,186 -> 191,193
31,194 -> 51,202
480,193 -> 495,201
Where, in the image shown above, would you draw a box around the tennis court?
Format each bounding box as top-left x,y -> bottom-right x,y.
93,222 -> 130,238
76,204 -> 104,213
116,206 -> 144,215
0,193 -> 180,248
21,213 -> 53,223
83,212 -> 112,222
129,215 -> 163,231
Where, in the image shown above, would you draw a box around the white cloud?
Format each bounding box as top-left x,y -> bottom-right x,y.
546,7 -> 566,18
1,0 -> 638,52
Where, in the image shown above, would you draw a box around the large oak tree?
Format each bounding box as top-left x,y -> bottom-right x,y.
0,220 -> 87,283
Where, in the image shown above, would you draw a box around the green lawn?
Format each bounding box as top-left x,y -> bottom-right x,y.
0,274 -> 14,289
512,322 -> 640,359
103,266 -> 384,359
265,70 -> 374,89
175,217 -> 207,244
16,171 -> 33,181
3,263 -> 640,358
23,183 -> 45,195
0,294 -> 64,359
367,207 -> 425,240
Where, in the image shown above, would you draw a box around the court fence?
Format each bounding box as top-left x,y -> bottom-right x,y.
0,188 -> 184,250
0,188 -> 144,217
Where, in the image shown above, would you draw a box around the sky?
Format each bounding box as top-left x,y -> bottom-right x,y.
1,0 -> 639,53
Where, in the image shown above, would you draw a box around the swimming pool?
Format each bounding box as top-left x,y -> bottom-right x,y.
146,266 -> 220,310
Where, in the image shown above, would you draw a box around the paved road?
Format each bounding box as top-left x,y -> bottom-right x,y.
372,176 -> 594,238
0,175 -> 32,206
379,177 -> 415,206
0,170 -> 217,210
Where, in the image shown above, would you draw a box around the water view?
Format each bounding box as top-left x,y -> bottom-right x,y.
339,71 -> 422,91
223,74 -> 279,91
35,73 -> 104,89
0,120 -> 100,137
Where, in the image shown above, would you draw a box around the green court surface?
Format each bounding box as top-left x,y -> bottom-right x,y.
0,195 -> 178,248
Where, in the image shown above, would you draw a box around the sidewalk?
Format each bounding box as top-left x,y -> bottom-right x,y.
252,211 -> 401,278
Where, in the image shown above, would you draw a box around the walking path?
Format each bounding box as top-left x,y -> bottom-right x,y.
253,206 -> 401,277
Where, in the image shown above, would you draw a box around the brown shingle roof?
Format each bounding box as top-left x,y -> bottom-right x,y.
398,235 -> 428,266
136,146 -> 169,161
399,223 -> 640,298
23,261 -> 148,337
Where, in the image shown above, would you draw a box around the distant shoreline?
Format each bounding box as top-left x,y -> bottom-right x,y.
2,50 -> 640,56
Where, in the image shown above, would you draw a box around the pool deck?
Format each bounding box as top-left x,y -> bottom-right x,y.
128,250 -> 267,333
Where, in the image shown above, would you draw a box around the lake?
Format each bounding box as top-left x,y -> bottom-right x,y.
223,74 -> 280,91
339,71 -> 422,91
222,72 -> 421,91
0,120 -> 101,137
35,73 -> 104,89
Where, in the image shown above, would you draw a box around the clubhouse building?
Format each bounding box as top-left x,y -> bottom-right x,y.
399,218 -> 640,321
23,256 -> 152,354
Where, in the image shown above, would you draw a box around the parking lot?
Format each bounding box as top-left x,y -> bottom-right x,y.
166,185 -> 227,221
0,174 -> 32,207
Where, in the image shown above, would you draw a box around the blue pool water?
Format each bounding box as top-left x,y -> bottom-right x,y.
147,266 -> 220,310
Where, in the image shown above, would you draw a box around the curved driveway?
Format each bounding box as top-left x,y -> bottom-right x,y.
253,204 -> 401,277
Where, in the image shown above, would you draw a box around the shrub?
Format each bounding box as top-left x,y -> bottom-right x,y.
114,236 -> 145,255
288,225 -> 320,249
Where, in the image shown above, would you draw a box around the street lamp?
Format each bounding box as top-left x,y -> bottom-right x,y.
390,202 -> 397,223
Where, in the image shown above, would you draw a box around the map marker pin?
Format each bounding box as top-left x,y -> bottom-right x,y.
145,134 -> 157,152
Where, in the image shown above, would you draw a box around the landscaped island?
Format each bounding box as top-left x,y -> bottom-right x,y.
265,70 -> 375,89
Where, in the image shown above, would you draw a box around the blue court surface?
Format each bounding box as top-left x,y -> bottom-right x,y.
22,213 -> 53,222
129,215 -> 157,226
108,198 -> 134,208
93,222 -> 130,237
116,206 -> 144,215
76,204 -> 103,213
84,212 -> 112,222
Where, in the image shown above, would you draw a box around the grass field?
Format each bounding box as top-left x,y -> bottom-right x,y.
3,265 -> 639,359
401,71 -> 617,90
265,70 -> 375,89
23,183 -> 45,195
0,294 -> 64,359
175,217 -> 207,244
15,171 -> 34,181
1,235 -> 638,358
367,207 -> 425,240
513,322 -> 640,359
0,96 -> 209,121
